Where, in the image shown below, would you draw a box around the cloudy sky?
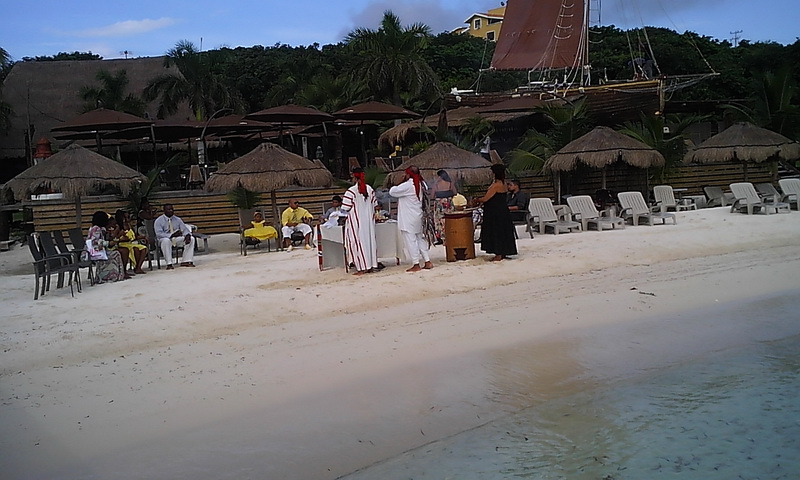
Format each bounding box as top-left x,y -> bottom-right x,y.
2,0 -> 797,61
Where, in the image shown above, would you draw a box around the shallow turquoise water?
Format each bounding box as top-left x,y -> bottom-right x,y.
343,301 -> 800,479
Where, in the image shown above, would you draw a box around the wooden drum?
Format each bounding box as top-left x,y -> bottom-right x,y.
444,211 -> 476,262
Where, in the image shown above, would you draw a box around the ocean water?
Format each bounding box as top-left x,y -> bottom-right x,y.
342,301 -> 800,479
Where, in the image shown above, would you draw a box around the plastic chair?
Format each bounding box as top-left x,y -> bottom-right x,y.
28,232 -> 79,300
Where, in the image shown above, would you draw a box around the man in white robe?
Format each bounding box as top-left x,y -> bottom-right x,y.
389,165 -> 434,272
341,168 -> 378,275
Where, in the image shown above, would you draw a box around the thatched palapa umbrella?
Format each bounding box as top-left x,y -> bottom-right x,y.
205,142 -> 334,230
544,126 -> 665,197
3,144 -> 146,228
383,142 -> 493,187
683,122 -> 800,181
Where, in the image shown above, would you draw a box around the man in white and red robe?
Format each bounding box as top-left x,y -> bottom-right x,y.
341,168 -> 378,275
389,165 -> 434,272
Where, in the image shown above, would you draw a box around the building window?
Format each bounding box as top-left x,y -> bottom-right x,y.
487,31 -> 495,41
474,18 -> 482,30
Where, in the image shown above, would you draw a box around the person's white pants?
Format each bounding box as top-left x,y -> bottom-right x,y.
282,224 -> 312,239
159,235 -> 195,264
401,230 -> 430,265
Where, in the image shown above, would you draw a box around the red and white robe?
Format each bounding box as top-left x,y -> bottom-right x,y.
341,184 -> 378,271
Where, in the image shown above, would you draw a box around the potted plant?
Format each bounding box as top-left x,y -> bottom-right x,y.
227,186 -> 262,227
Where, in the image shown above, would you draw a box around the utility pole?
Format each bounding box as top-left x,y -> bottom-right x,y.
730,30 -> 743,47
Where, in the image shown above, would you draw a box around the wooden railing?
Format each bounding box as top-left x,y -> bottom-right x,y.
28,187 -> 343,235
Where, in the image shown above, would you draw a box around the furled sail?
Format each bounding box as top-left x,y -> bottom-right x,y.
491,0 -> 587,71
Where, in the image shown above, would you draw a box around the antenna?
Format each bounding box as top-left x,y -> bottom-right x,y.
729,30 -> 743,47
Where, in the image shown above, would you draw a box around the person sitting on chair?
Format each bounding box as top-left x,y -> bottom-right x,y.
153,204 -> 195,269
321,195 -> 348,226
115,209 -> 148,275
243,211 -> 278,246
506,179 -> 529,223
281,199 -> 314,251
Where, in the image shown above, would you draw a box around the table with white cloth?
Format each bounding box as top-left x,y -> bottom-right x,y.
318,220 -> 405,271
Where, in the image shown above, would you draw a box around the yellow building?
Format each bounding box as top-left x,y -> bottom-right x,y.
454,5 -> 505,41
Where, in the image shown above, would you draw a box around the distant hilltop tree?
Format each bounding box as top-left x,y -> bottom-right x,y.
23,51 -> 103,62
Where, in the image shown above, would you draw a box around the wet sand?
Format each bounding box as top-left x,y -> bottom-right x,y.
0,207 -> 798,479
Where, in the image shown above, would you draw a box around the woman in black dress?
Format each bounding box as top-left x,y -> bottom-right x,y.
476,164 -> 517,261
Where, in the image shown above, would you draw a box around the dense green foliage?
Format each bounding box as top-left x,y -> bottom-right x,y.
143,40 -> 245,120
79,69 -> 147,115
22,51 -> 102,62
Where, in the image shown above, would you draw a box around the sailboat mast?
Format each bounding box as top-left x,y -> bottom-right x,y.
582,0 -> 592,86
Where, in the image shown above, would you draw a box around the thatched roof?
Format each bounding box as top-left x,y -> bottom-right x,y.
544,126 -> 665,172
384,142 -> 493,187
378,107 -> 535,147
3,144 -> 146,200
205,142 -> 334,193
0,57 -> 194,159
683,122 -> 800,164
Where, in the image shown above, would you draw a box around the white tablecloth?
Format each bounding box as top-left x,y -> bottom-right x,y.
318,221 -> 404,270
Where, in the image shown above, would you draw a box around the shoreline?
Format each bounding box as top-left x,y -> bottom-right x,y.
1,207 -> 799,479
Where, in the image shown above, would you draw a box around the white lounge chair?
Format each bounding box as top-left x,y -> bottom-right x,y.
617,191 -> 676,225
703,186 -> 735,207
755,182 -> 782,201
653,185 -> 697,211
778,178 -> 800,210
526,198 -> 582,235
729,182 -> 790,214
566,195 -> 625,231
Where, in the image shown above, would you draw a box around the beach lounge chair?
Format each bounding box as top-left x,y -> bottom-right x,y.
778,178 -> 800,209
566,195 -> 625,231
703,186 -> 735,207
617,191 -> 676,225
526,198 -> 582,235
729,182 -> 790,214
755,182 -> 782,201
653,185 -> 697,211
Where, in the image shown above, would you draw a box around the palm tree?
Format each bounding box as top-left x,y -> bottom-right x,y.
143,40 -> 244,120
508,98 -> 592,173
618,113 -> 707,181
79,69 -> 146,115
295,73 -> 367,113
724,66 -> 800,140
458,116 -> 495,151
345,11 -> 440,106
0,47 -> 13,132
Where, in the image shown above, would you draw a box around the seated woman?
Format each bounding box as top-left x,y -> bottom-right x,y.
84,211 -> 128,283
105,216 -> 132,274
115,209 -> 149,274
243,211 -> 278,245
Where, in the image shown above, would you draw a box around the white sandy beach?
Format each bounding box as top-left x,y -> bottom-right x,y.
1,207 -> 799,479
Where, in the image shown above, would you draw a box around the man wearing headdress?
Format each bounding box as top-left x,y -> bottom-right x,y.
389,165 -> 434,272
341,167 -> 378,275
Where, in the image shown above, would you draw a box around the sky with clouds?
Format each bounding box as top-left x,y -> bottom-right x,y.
1,0 -> 797,61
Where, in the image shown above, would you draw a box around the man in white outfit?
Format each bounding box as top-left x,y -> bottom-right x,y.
341,167 -> 378,275
389,165 -> 434,272
153,204 -> 195,269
